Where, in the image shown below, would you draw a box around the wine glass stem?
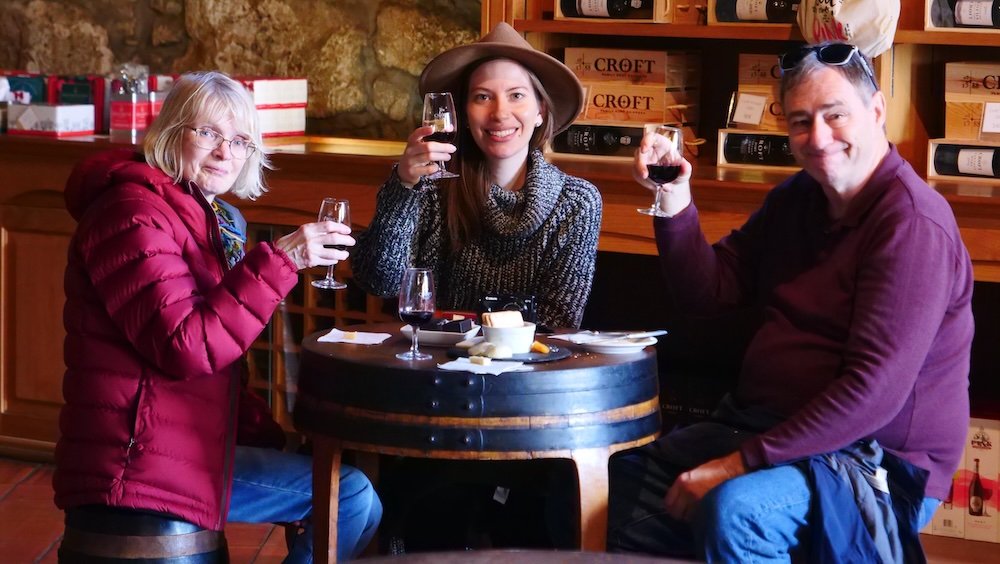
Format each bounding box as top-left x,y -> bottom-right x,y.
411,332 -> 420,357
652,186 -> 664,213
325,264 -> 335,281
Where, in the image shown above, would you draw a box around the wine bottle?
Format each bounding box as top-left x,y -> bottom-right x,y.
560,0 -> 654,19
722,133 -> 796,167
715,0 -> 800,23
969,458 -> 984,516
933,144 -> 1000,179
948,0 -> 1000,28
551,124 -> 642,157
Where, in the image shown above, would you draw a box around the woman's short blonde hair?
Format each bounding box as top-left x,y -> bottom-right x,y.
143,71 -> 272,200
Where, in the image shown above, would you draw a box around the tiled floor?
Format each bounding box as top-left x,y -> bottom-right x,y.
0,456 -> 287,563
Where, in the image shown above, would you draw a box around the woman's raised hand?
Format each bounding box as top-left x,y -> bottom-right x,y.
275,220 -> 354,271
397,125 -> 457,187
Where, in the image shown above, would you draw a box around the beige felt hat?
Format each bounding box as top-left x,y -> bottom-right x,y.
419,22 -> 584,135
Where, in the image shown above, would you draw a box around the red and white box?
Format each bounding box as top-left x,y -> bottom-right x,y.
7,103 -> 94,137
965,417 -> 1000,543
238,77 -> 307,137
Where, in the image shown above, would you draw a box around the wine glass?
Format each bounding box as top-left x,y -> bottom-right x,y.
396,268 -> 436,361
311,197 -> 350,290
637,124 -> 683,217
422,92 -> 460,180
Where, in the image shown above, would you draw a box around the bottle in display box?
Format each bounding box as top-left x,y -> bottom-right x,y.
719,130 -> 796,167
933,144 -> 1000,179
948,0 -> 1000,28
965,418 -> 1000,542
552,123 -> 643,157
560,0 -> 655,19
715,0 -> 800,23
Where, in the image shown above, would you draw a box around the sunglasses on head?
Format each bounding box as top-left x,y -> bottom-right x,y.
778,43 -> 878,90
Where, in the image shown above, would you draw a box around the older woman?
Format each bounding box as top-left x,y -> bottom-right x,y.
352,22 -> 602,329
54,71 -> 380,562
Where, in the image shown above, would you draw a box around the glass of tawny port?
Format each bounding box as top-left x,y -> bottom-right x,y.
637,124 -> 683,217
396,267 -> 435,361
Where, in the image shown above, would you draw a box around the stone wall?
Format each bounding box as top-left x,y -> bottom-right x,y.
0,0 -> 480,139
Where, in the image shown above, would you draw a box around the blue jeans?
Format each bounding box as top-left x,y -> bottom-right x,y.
607,422 -> 940,562
228,446 -> 382,562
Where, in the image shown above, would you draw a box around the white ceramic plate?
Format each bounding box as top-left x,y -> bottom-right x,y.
400,324 -> 481,347
581,337 -> 657,355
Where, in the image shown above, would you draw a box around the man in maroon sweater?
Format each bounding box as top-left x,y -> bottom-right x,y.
607,43 -> 974,561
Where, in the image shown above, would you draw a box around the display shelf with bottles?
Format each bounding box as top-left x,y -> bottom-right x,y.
926,0 -> 1000,32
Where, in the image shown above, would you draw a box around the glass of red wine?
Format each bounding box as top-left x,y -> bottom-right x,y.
396,267 -> 436,361
311,197 -> 350,290
637,124 -> 683,217
422,92 -> 460,180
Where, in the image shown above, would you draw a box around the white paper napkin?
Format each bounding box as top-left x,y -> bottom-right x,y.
317,328 -> 392,345
437,358 -> 529,375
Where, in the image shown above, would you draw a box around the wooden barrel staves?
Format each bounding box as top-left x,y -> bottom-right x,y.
294,337 -> 661,458
58,506 -> 228,563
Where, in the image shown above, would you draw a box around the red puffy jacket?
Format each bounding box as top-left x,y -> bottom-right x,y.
54,149 -> 298,530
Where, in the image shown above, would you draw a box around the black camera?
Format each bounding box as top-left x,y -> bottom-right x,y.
478,293 -> 537,323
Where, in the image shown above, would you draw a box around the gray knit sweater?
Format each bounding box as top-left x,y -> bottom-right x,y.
352,150 -> 602,329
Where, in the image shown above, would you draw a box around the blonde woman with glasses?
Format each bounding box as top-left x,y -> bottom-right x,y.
55,71 -> 380,562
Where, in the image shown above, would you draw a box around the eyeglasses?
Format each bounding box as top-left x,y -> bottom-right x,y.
187,127 -> 257,160
778,43 -> 878,91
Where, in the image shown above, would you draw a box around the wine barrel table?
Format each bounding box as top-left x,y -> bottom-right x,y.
294,323 -> 661,564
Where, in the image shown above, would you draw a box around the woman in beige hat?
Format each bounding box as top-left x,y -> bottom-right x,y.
352,22 -> 602,329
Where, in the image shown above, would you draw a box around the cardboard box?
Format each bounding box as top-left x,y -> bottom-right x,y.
581,83 -> 698,124
717,128 -> 798,171
7,103 -> 94,137
964,418 -> 1000,543
258,106 -> 306,137
238,77 -> 308,107
930,469 -> 968,538
564,47 -> 700,87
555,0 -> 665,23
48,75 -> 111,133
925,0 -> 1000,33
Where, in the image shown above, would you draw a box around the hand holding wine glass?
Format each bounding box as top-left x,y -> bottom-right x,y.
312,198 -> 351,290
636,124 -> 689,218
421,92 -> 460,180
396,268 -> 436,361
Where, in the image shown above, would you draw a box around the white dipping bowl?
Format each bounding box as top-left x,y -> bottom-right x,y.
481,322 -> 536,354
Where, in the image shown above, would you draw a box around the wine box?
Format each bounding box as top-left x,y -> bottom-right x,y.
964,418 -> 1000,543
738,54 -> 782,87
927,138 -> 1000,183
555,0 -> 702,24
258,106 -> 307,138
944,62 -> 1000,141
925,0 -> 1000,32
731,84 -> 785,132
707,0 -> 799,26
564,48 -> 701,87
581,82 -> 700,124
716,128 -> 799,171
7,103 -> 95,137
548,120 -> 700,162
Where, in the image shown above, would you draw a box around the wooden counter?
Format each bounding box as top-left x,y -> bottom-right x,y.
3,134 -> 1000,459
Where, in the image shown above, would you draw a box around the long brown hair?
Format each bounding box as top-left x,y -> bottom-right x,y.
443,58 -> 556,251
